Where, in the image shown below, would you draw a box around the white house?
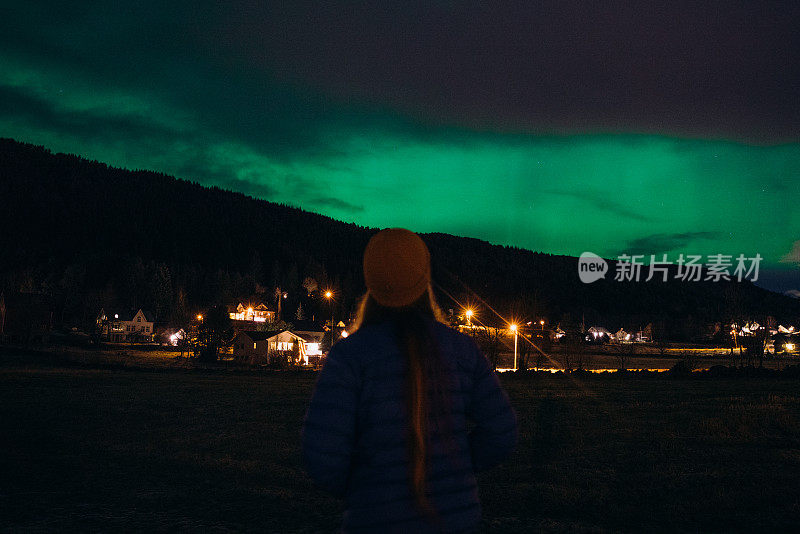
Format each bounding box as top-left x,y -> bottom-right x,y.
232,330 -> 277,363
228,302 -> 276,323
232,329 -> 325,365
613,328 -> 632,342
96,308 -> 154,342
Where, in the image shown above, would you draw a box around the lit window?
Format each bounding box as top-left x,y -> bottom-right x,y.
253,342 -> 256,349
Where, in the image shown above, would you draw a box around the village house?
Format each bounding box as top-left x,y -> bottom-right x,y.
231,330 -> 276,363
96,308 -> 154,342
228,302 -> 276,324
232,328 -> 325,366
294,329 -> 325,365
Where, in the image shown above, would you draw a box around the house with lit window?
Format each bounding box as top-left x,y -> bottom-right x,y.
228,302 -> 276,324
231,330 -> 277,363
96,308 -> 154,342
232,329 -> 325,365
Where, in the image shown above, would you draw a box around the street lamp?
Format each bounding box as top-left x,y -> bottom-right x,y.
197,314 -> 203,321
325,290 -> 334,347
465,309 -> 473,327
510,323 -> 518,371
540,319 -> 545,332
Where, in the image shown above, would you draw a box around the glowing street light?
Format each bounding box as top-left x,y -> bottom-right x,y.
540,319 -> 545,332
196,314 -> 203,321
465,309 -> 473,327
325,290 -> 334,346
510,323 -> 518,371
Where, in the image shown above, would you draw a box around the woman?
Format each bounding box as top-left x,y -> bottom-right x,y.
302,228 -> 517,533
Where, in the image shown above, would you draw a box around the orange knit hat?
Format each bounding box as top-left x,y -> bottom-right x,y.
363,228 -> 431,308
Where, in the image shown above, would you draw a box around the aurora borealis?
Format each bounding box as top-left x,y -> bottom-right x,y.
1,2 -> 798,292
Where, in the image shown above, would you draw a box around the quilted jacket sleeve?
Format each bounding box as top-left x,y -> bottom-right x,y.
301,343 -> 360,497
465,341 -> 518,472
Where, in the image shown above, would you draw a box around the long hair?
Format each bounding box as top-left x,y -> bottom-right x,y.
352,285 -> 449,518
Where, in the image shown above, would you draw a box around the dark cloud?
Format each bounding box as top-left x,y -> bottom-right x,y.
170,160 -> 277,201
221,0 -> 800,143
3,1 -> 798,146
0,84 -> 286,200
307,196 -> 365,213
542,189 -> 652,222
0,86 -> 181,146
780,240 -> 800,265
622,231 -> 725,255
211,179 -> 277,201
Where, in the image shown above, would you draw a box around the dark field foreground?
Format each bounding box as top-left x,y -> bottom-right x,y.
1,362 -> 799,532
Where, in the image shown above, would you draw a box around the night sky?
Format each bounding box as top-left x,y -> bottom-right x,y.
1,2 -> 799,292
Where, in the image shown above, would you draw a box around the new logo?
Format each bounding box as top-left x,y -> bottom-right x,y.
578,252 -> 608,283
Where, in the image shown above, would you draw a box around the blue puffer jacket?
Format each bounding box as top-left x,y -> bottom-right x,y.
302,319 -> 518,533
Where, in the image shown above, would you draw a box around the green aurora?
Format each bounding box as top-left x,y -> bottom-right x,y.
1,3 -> 799,292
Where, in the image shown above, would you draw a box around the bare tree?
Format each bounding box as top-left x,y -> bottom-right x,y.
516,332 -> 533,371
652,320 -> 670,358
470,327 -> 504,370
613,341 -> 636,371
561,332 -> 587,372
740,325 -> 768,368
197,305 -> 232,362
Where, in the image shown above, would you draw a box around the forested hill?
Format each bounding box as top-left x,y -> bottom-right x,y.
1,138 -> 798,337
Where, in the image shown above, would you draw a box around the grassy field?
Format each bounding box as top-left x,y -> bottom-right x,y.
1,355 -> 799,532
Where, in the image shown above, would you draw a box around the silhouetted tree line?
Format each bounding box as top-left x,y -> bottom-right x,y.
1,138 -> 798,339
